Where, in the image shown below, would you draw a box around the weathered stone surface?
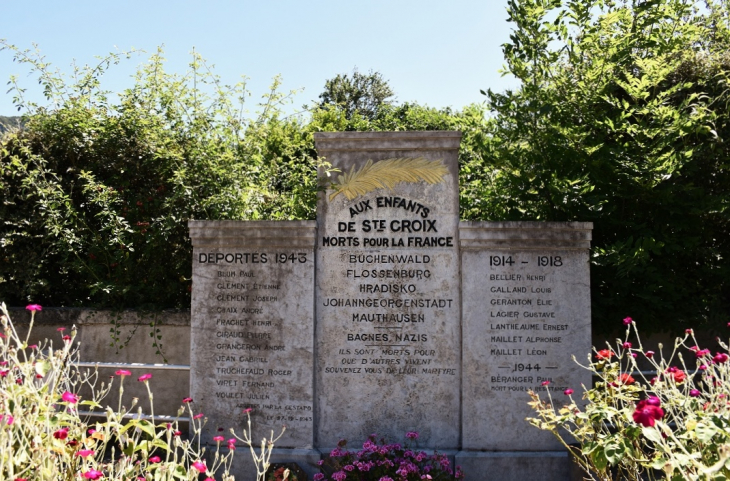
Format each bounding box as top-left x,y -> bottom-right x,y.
454,451 -> 571,481
459,221 -> 593,450
314,132 -> 462,448
188,221 -> 316,448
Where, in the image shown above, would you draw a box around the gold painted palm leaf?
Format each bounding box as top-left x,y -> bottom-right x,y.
329,157 -> 447,201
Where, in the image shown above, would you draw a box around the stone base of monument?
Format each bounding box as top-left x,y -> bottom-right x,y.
455,451 -> 575,481
224,448 -> 321,481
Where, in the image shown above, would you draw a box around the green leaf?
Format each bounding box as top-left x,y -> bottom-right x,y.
604,441 -> 624,465
696,423 -> 718,443
642,426 -> 663,444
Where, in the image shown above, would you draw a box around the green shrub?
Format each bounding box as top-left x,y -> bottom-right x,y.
528,317 -> 730,480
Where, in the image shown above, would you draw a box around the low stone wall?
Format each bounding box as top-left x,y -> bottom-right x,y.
6,307 -> 191,418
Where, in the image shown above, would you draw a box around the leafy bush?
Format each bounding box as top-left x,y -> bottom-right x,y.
0,43 -> 322,310
317,432 -> 464,481
0,302 -> 281,480
528,317 -> 730,480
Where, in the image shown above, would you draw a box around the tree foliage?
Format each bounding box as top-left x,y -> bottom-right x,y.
470,0 -> 730,333
0,45 -> 322,309
0,45 -> 482,310
318,69 -> 395,120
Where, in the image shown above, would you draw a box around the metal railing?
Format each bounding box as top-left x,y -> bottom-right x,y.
73,361 -> 191,423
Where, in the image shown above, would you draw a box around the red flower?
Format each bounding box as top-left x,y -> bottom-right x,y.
564,388 -> 574,395
618,373 -> 636,385
596,349 -> 614,360
633,398 -> 665,427
667,367 -> 686,383
53,427 -> 69,440
115,369 -> 131,376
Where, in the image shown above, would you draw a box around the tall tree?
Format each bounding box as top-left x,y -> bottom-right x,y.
472,0 -> 730,334
318,69 -> 395,120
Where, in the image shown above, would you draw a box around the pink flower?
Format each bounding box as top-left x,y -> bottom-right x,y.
700,364 -> 708,371
713,353 -> 729,364
115,370 -> 131,376
564,388 -> 574,395
541,380 -> 550,386
182,397 -> 193,403
405,431 -> 419,440
243,407 -> 252,413
622,317 -> 633,326
83,470 -> 104,480
57,327 -> 66,332
53,427 -> 69,440
148,456 -> 161,463
690,389 -> 701,397
28,344 -> 37,349
61,391 -> 79,404
696,349 -> 711,358
213,436 -> 225,442
75,449 -> 95,458
193,413 -> 204,420
192,460 -> 206,472
137,373 -> 152,382
622,342 -> 632,349
1,414 -> 14,425
25,304 -> 42,312
62,335 -> 71,341
173,430 -> 182,436
686,328 -> 693,334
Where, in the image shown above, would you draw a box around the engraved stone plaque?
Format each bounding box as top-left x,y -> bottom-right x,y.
314,132 -> 462,448
189,221 -> 315,448
460,222 -> 592,450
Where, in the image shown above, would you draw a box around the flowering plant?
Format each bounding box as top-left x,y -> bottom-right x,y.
317,432 -> 463,481
0,302 -> 280,481
528,317 -> 730,480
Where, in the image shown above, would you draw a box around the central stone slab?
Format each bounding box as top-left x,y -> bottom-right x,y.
314,132 -> 462,448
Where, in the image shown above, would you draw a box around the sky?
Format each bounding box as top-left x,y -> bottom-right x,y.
0,0 -> 519,117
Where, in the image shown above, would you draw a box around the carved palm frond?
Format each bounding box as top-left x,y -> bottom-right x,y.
328,157 -> 447,201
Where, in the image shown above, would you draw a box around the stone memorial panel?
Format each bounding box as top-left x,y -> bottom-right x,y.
459,222 -> 592,451
187,132 -> 594,481
189,221 -> 316,448
314,132 -> 462,448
